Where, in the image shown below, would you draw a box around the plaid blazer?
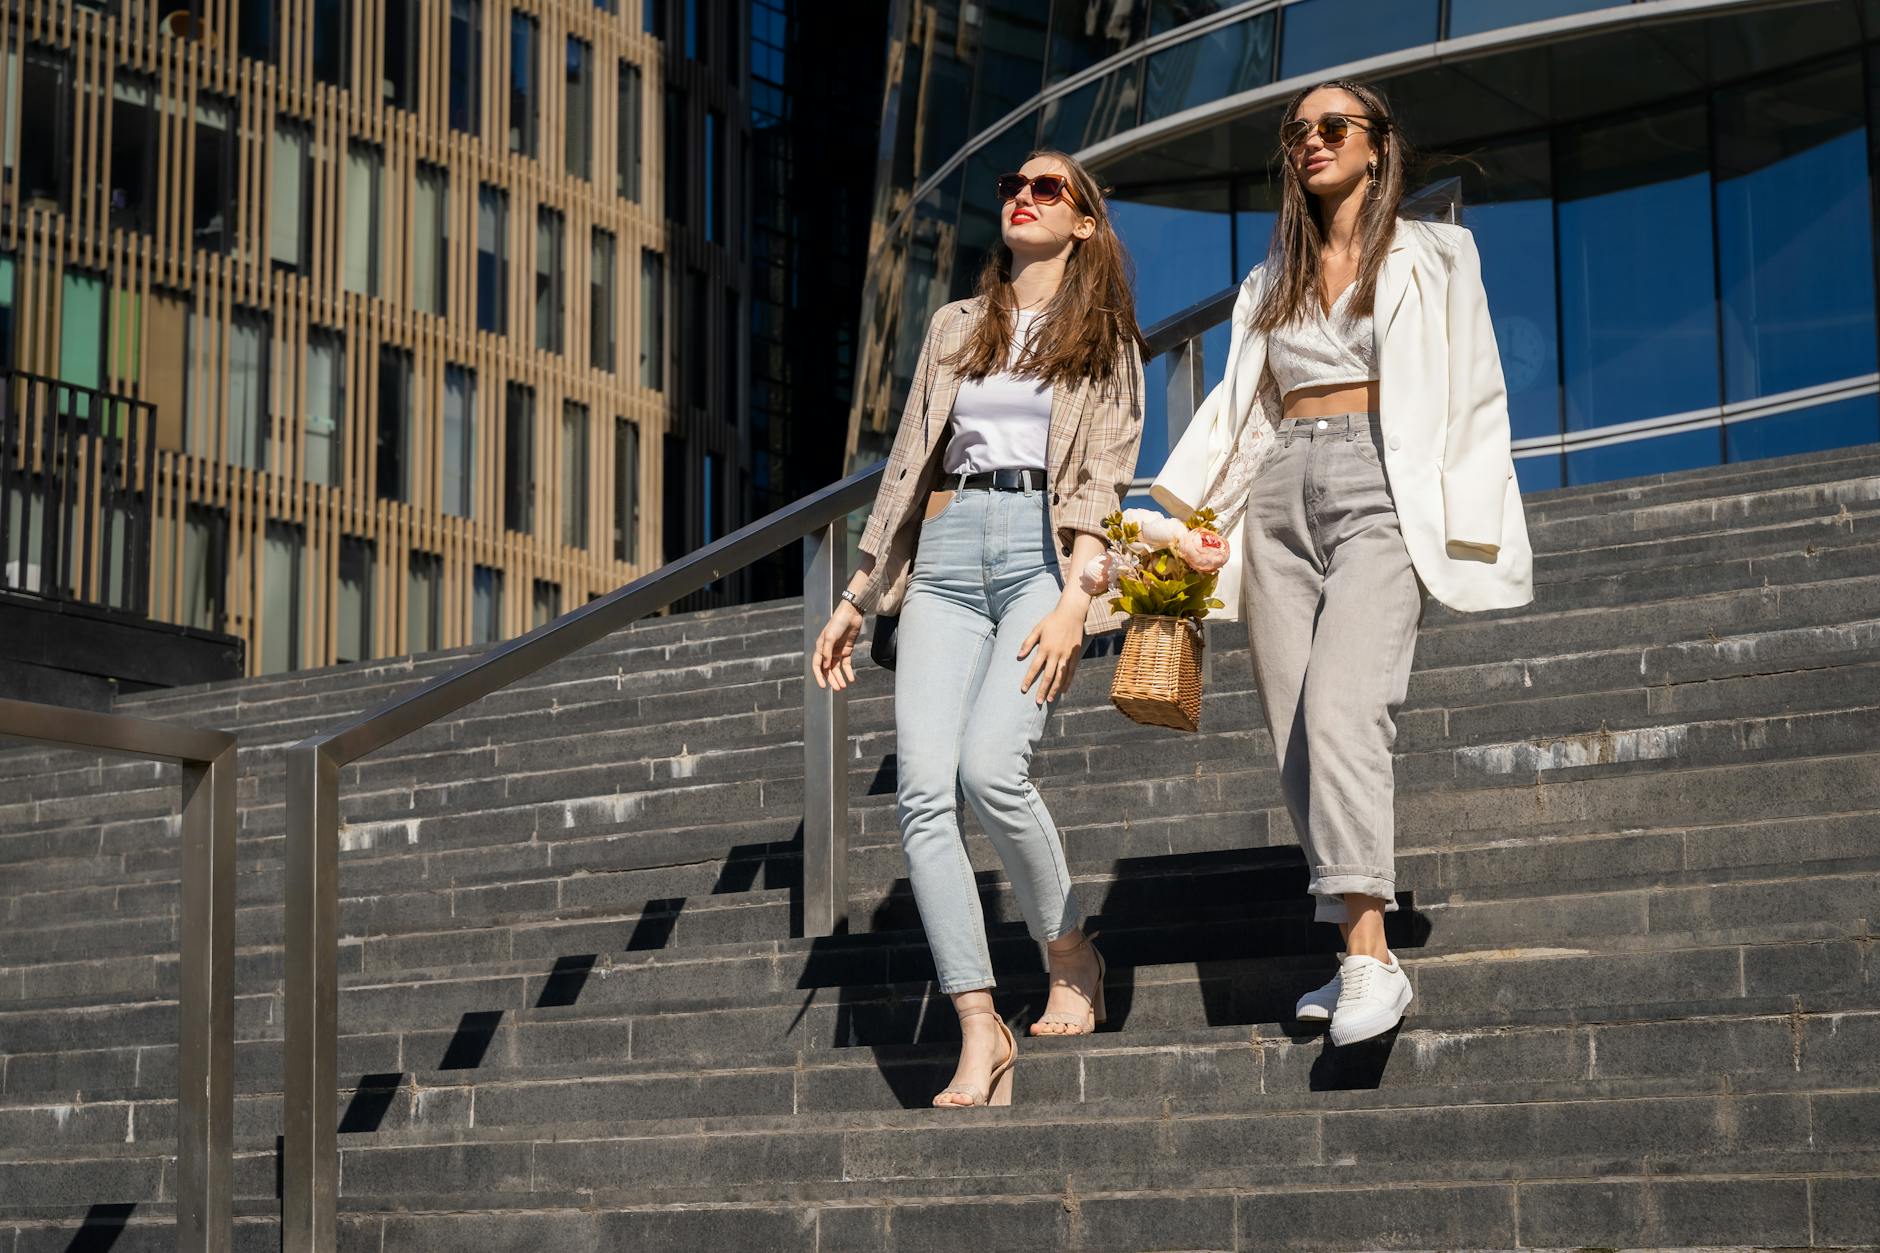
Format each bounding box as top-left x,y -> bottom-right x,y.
855,296 -> 1145,636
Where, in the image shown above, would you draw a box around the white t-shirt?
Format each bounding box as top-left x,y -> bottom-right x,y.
942,310 -> 1054,474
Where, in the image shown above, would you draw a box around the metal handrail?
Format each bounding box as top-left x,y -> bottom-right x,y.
0,698 -> 236,1253
278,284 -> 1246,1251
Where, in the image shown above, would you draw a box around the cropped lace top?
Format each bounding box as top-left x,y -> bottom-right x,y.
1265,283 -> 1377,399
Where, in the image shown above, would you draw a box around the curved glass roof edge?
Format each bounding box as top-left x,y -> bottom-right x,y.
1076,0 -> 1798,169
863,0 -> 1795,276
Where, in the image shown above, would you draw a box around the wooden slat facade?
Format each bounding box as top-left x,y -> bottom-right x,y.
0,0 -> 750,674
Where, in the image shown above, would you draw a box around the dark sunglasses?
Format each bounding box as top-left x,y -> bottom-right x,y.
1281,113 -> 1384,150
996,172 -> 1079,207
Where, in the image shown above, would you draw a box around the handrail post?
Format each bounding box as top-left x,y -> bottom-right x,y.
801,521 -> 850,936
174,740 -> 236,1253
282,742 -> 341,1253
1166,334 -> 1204,450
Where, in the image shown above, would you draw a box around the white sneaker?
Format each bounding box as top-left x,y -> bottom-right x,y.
1328,953 -> 1413,1046
1294,969 -> 1341,1022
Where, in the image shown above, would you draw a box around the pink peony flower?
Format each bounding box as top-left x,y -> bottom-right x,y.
1177,527 -> 1230,573
1078,554 -> 1117,595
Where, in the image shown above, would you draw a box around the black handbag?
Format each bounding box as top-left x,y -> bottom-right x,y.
870,614 -> 900,671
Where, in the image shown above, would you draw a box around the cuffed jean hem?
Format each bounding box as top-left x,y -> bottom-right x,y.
936,972 -> 998,995
1309,869 -> 1399,925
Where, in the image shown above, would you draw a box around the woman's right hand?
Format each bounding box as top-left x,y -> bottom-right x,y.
811,601 -> 866,691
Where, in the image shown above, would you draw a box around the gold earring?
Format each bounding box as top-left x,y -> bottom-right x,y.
1367,158 -> 1381,201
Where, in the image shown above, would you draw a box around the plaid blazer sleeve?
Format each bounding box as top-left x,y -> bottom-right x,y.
1053,335 -> 1146,554
853,306 -> 955,611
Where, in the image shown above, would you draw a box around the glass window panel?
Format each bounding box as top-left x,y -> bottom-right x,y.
450,0 -> 482,133
193,96 -> 234,254
613,417 -> 639,562
228,309 -> 269,469
1044,0 -> 1135,85
240,0 -> 278,63
443,365 -> 475,518
567,38 -> 593,179
640,248 -> 665,390
111,75 -> 157,234
407,551 -> 442,653
1141,11 -> 1274,124
663,432 -> 686,561
1715,59 -> 1877,404
687,269 -> 708,406
1038,64 -> 1142,152
591,229 -> 616,371
1278,0 -> 1439,80
1446,0 -> 1624,38
377,346 -> 411,501
951,122 -> 1037,302
665,86 -> 686,220
270,120 -> 310,269
1556,105 -> 1718,436
531,578 -> 561,626
536,208 -> 564,353
1149,0 -> 1232,36
702,450 -> 717,544
1726,394 -> 1880,463
618,61 -> 643,201
705,110 -> 720,242
384,0 -> 416,108
504,383 -> 534,533
261,521 -> 303,674
477,185 -> 507,333
182,504 -> 228,632
0,255 -> 14,371
684,0 -> 699,59
306,330 -> 343,485
112,287 -> 142,385
1565,427 -> 1720,486
344,143 -> 383,296
472,565 -> 503,644
3,48 -> 17,178
184,308 -> 221,458
510,12 -> 539,157
561,402 -> 590,549
1460,137 -> 1561,444
313,0 -> 348,86
336,537 -> 373,662
1514,454 -> 1564,494
413,164 -> 449,316
21,47 -> 73,210
58,272 -> 105,392
967,2 -> 1048,136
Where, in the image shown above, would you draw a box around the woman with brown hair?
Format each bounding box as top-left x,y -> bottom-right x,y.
1155,80 -> 1533,1045
811,151 -> 1145,1107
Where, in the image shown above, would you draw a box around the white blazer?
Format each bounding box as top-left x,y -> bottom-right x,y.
1152,219 -> 1534,617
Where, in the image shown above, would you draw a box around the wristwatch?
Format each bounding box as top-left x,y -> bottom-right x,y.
839,590 -> 863,610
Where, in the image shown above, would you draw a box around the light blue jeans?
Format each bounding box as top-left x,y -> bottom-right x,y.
894,485 -> 1082,994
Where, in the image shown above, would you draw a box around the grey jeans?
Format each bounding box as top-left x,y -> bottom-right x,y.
1242,413 -> 1422,925
894,487 -> 1082,994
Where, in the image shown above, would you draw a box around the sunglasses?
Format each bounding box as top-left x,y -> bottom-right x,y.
1281,113 -> 1383,150
996,172 -> 1079,207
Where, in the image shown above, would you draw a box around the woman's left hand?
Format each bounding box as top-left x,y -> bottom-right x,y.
1019,601 -> 1088,705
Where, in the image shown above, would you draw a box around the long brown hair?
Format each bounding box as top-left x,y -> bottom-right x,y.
948,149 -> 1146,388
1253,79 -> 1412,333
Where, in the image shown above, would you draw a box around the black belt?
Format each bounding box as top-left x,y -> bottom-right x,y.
952,469 -> 1046,492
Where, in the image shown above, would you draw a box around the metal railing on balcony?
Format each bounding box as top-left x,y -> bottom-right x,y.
278,181 -> 1463,1249
0,698 -> 236,1253
0,370 -> 158,615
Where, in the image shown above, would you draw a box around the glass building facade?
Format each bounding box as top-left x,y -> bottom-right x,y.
847,0 -> 1880,495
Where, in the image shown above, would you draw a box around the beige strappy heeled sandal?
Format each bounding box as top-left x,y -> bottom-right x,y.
1030,930 -> 1107,1037
932,1009 -> 1017,1108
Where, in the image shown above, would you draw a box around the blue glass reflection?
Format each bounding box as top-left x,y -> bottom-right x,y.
1716,124 -> 1877,402
1468,198 -> 1560,443
1446,0 -> 1626,39
1514,454 -> 1563,493
1557,111 -> 1718,435
1279,0 -> 1439,81
1566,428 -> 1719,486
1726,394 -> 1880,463
1234,209 -> 1276,271
1112,197 -> 1236,477
1141,12 -> 1275,124
1038,66 -> 1143,151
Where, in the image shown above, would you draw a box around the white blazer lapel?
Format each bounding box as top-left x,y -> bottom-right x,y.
1375,231 -> 1415,355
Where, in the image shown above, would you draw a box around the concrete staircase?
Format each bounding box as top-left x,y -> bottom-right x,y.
2,444 -> 1878,1250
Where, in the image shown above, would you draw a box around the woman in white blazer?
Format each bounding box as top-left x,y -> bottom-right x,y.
1152,79 -> 1533,1045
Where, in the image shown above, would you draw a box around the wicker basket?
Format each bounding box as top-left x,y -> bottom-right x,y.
1110,614 -> 1205,732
